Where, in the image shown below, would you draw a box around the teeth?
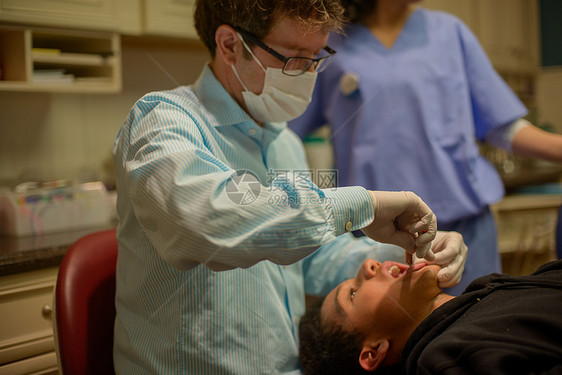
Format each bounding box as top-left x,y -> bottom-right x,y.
389,265 -> 401,278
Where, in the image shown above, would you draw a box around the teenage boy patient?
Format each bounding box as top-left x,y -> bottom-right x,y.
299,258 -> 562,375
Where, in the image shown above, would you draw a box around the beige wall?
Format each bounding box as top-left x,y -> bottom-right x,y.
0,38 -> 209,185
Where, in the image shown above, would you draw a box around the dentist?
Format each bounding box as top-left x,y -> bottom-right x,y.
112,0 -> 467,373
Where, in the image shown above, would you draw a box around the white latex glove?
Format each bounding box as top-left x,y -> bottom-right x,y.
361,191 -> 437,261
412,231 -> 468,288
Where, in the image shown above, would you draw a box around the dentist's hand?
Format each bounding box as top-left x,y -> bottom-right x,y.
412,231 -> 467,288
361,191 -> 437,261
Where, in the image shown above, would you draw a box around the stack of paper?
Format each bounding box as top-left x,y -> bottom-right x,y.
32,69 -> 75,84
31,47 -> 61,55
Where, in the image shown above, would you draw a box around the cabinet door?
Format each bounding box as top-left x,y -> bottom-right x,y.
475,0 -> 539,72
0,0 -> 141,34
143,0 -> 197,39
492,194 -> 561,275
0,352 -> 58,375
0,267 -> 57,368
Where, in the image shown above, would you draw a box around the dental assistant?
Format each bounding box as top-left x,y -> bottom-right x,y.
111,1 -> 469,373
290,0 -> 562,295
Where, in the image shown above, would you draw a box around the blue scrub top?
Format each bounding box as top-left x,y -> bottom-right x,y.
290,8 -> 527,224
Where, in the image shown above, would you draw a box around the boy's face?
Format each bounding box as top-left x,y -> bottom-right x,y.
321,260 -> 443,337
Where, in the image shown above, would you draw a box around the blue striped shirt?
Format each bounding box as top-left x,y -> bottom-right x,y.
113,65 -> 395,374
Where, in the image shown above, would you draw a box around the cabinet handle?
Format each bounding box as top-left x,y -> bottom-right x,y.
42,304 -> 53,319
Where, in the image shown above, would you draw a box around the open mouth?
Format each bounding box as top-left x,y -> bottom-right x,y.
386,262 -> 426,279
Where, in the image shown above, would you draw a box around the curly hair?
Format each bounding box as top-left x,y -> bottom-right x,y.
299,298 -> 368,375
299,298 -> 402,375
194,0 -> 345,57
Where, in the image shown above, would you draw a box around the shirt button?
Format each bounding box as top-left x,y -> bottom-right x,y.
249,128 -> 257,135
345,221 -> 353,232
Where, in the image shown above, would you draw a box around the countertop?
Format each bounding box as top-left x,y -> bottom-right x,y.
492,193 -> 562,211
502,163 -> 562,192
0,224 -> 114,276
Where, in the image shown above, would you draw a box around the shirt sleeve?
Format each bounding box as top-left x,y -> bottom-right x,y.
457,20 -> 527,141
484,118 -> 530,151
116,98 -> 374,272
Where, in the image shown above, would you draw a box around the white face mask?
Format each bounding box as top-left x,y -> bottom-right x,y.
231,34 -> 318,123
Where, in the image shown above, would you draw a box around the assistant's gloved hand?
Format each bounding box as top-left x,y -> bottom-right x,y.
361,191 -> 437,261
412,231 -> 467,288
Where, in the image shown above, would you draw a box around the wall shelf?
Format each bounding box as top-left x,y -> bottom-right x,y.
0,26 -> 121,93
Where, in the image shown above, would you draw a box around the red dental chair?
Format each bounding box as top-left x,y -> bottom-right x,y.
53,229 -> 117,375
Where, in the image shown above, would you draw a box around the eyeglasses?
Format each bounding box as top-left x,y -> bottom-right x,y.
234,27 -> 336,77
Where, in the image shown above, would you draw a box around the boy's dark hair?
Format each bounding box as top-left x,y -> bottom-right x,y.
299,298 -> 402,375
299,298 -> 368,375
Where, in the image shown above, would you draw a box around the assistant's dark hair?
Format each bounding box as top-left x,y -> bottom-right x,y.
340,0 -> 376,23
299,298 -> 368,375
194,0 -> 345,57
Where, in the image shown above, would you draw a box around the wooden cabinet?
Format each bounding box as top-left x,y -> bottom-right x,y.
0,0 -> 199,93
143,0 -> 197,39
475,0 -> 540,73
423,0 -> 540,72
492,194 -> 562,276
475,0 -> 539,111
0,26 -> 121,93
0,267 -> 59,375
0,0 -> 197,39
0,0 -> 141,35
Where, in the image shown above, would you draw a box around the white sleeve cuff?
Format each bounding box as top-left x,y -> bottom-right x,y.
485,118 -> 531,152
322,186 -> 374,236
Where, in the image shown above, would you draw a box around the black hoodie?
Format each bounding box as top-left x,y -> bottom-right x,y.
402,260 -> 562,375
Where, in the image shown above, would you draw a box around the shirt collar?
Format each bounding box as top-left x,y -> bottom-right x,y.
193,64 -> 255,127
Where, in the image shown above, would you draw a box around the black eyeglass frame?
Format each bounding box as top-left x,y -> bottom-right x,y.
234,26 -> 336,76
